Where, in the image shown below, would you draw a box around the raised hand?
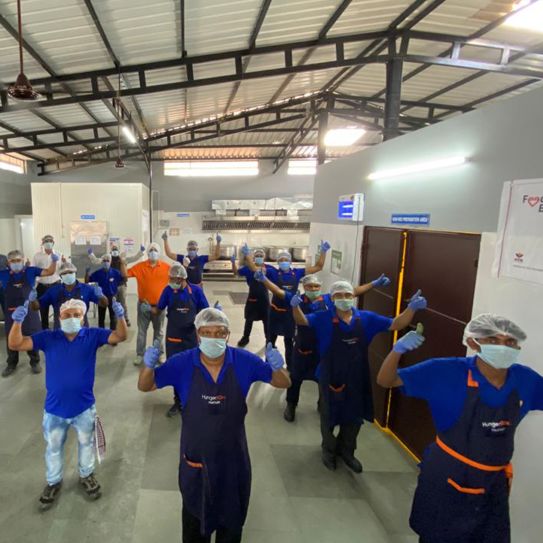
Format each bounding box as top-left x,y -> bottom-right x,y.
161,231 -> 168,241
393,330 -> 425,354
254,270 -> 266,283
290,291 -> 303,308
408,289 -> 427,311
93,285 -> 104,298
51,253 -> 60,263
265,342 -> 284,370
112,301 -> 125,318
12,301 -> 29,323
372,273 -> 391,288
320,240 -> 331,253
214,301 -> 223,311
143,339 -> 161,369
240,243 -> 250,256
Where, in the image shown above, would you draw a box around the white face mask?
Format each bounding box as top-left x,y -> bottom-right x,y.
475,340 -> 521,370
148,251 -> 159,262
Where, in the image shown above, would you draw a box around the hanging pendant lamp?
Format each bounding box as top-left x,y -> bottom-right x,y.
8,0 -> 41,100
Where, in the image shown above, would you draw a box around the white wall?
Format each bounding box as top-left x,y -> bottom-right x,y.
0,166 -> 34,219
0,218 -> 16,255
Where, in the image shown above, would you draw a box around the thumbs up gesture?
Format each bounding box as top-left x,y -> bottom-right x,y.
143,339 -> 161,369
12,301 -> 29,323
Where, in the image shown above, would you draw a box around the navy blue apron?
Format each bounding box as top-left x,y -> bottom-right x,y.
54,282 -> 90,329
410,369 -> 519,543
320,314 -> 373,427
244,267 -> 269,322
165,285 -> 198,358
291,295 -> 327,383
4,271 -> 41,336
179,352 -> 251,536
186,257 -> 204,286
111,256 -> 127,286
268,269 -> 297,338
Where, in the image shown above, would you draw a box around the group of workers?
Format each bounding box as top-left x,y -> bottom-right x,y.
1,232 -> 542,543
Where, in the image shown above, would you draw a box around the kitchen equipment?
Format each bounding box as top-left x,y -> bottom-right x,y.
218,244 -> 237,260
268,247 -> 291,261
292,246 -> 309,262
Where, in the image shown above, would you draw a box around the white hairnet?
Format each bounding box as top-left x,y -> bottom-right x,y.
195,308 -> 230,331
148,242 -> 160,253
302,274 -> 322,287
463,313 -> 527,345
101,253 -> 112,262
330,280 -> 354,296
187,240 -> 198,248
59,299 -> 86,315
7,249 -> 23,260
277,251 -> 291,261
253,247 -> 266,257
59,261 -> 77,273
42,234 -> 54,243
169,262 -> 187,279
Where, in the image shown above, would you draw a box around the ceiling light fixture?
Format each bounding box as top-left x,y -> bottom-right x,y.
504,0 -> 543,32
164,161 -> 259,177
324,128 -> 366,147
288,159 -> 317,176
122,126 -> 137,144
368,156 -> 467,180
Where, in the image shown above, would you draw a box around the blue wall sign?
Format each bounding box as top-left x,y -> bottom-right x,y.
391,213 -> 430,226
80,214 -> 96,220
176,213 -> 190,218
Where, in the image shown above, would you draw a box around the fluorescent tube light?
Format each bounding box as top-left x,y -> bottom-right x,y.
164,161 -> 259,177
324,128 -> 366,147
0,156 -> 25,174
368,156 -> 467,180
288,159 -> 317,176
122,126 -> 137,144
504,0 -> 543,32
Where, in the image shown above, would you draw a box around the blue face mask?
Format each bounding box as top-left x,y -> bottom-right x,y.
61,273 -> 76,285
199,337 -> 227,359
475,341 -> 520,369
188,250 -> 198,258
9,262 -> 24,273
60,317 -> 82,335
334,298 -> 354,312
254,256 -> 265,266
278,261 -> 291,272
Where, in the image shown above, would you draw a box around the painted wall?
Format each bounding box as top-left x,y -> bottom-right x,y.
0,164 -> 36,218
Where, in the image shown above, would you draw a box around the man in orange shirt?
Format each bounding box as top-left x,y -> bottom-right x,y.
122,243 -> 170,366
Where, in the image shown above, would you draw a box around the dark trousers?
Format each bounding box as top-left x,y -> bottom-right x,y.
242,317 -> 268,339
98,296 -> 116,329
268,334 -> 293,370
319,386 -> 361,458
6,344 -> 39,368
37,283 -> 57,330
182,506 -> 242,543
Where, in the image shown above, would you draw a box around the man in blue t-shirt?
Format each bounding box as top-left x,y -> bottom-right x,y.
377,313 -> 543,543
8,297 -> 127,510
138,307 -> 291,541
293,279 -> 427,473
88,253 -> 125,330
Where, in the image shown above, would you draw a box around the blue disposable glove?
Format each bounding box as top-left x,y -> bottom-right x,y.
87,248 -> 93,255
143,340 -> 161,369
112,301 -> 125,318
28,288 -> 38,303
290,292 -> 303,308
216,233 -> 222,243
254,270 -> 266,282
265,342 -> 284,371
372,273 -> 391,288
12,301 -> 29,323
140,301 -> 152,315
214,301 -> 223,311
408,289 -> 427,311
140,244 -> 145,252
51,253 -> 60,263
393,330 -> 425,354
320,240 -> 331,253
230,255 -> 236,264
93,285 -> 104,298
161,231 -> 168,241
241,243 -> 250,256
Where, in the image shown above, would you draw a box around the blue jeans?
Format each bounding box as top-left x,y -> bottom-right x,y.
42,405 -> 96,485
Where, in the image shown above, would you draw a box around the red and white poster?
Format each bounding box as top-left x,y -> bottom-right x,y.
494,179 -> 543,284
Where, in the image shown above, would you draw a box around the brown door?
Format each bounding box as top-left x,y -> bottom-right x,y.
358,227 -> 405,426
388,231 -> 481,458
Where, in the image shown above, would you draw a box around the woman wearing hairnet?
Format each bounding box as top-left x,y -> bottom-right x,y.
293,279 -> 426,473
377,313 -> 543,543
138,308 -> 291,542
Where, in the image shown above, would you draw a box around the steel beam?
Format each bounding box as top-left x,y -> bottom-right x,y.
317,110 -> 328,165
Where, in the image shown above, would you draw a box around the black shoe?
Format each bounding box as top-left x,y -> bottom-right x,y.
321,451 -> 336,471
2,365 -> 16,378
39,482 -> 62,511
283,402 -> 296,423
30,363 -> 42,374
340,454 -> 363,474
237,336 -> 249,347
166,403 -> 180,418
126,319 -> 131,327
79,473 -> 101,500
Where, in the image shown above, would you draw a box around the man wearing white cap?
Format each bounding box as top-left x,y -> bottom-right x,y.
8,296 -> 127,510
293,279 -> 427,472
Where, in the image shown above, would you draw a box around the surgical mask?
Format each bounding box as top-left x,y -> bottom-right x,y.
475,341 -> 520,370
188,250 -> 198,258
199,337 -> 227,359
61,273 -> 76,285
43,242 -> 53,250
111,250 -> 120,258
60,317 -> 82,335
148,251 -> 159,262
102,262 -> 111,270
278,261 -> 291,272
9,262 -> 24,273
169,282 -> 182,290
254,256 -> 265,266
305,290 -> 321,301
334,298 -> 354,312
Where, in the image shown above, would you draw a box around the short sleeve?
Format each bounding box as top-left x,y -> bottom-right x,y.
89,271 -> 98,283
155,356 -> 184,389
306,309 -> 330,330
200,255 -> 209,265
157,288 -> 170,310
196,288 -> 209,311
176,254 -> 185,263
0,270 -> 9,287
360,310 -> 393,343
398,358 -> 454,402
28,266 -> 43,282
94,328 -> 112,347
250,355 -> 273,384
31,330 -> 50,352
237,266 -> 251,279
516,366 -> 543,413
127,264 -> 139,278
295,268 -> 305,281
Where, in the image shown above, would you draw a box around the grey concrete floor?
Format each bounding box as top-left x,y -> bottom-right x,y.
0,280 -> 418,543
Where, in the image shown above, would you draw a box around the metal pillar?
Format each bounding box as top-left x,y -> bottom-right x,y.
383,57 -> 403,140
317,110 -> 328,165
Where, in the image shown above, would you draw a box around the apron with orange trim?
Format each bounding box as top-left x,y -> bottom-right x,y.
179,359 -> 250,536
410,369 -> 520,543
244,266 -> 269,322
320,314 -> 372,427
165,285 -> 197,358
291,295 -> 327,382
268,269 -> 297,337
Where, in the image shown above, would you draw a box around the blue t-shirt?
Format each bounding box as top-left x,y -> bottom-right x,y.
306,308 -> 393,354
238,264 -> 276,287
154,346 -> 273,408
157,283 -> 209,315
176,254 -> 209,268
398,356 -> 543,433
89,267 -> 123,297
0,266 -> 42,293
39,281 -> 100,314
284,290 -> 333,312
266,266 -> 305,289
32,327 -> 112,418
